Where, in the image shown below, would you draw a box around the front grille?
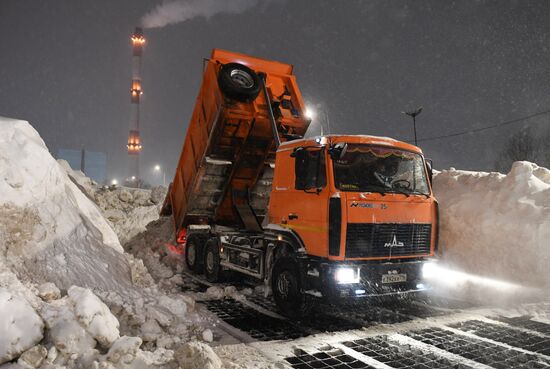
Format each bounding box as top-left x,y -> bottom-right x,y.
345,223 -> 431,258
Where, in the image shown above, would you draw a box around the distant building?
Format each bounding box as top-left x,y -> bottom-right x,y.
56,148 -> 107,184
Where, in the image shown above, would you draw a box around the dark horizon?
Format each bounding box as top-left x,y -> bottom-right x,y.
2,0 -> 549,185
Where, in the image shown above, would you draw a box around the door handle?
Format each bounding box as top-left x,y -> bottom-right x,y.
288,213 -> 298,220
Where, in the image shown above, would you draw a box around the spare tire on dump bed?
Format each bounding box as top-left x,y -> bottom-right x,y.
218,63 -> 261,102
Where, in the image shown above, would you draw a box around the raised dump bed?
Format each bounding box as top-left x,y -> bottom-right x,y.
161,49 -> 310,231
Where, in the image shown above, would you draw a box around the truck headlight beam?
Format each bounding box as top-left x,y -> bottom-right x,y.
335,267 -> 360,284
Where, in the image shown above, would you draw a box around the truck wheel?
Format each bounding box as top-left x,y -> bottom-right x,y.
272,257 -> 311,319
218,63 -> 261,102
204,238 -> 222,283
185,234 -> 205,273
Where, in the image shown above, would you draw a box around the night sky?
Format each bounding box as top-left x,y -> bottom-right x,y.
2,0 -> 550,185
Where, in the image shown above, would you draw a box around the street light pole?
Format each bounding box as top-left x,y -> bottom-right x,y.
324,109 -> 331,135
305,104 -> 331,137
402,106 -> 423,146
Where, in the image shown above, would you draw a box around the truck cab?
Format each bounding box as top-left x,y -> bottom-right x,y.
267,135 -> 437,310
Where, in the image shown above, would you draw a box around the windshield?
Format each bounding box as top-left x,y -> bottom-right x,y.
332,144 -> 430,195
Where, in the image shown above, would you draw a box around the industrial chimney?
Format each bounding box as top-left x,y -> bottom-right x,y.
127,27 -> 145,185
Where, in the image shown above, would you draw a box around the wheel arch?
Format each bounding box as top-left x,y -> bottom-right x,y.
263,225 -> 306,287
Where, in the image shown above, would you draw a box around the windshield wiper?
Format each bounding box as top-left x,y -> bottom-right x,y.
389,188 -> 410,197
360,184 -> 387,196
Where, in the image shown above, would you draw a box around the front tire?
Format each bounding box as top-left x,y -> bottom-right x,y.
204,238 -> 222,283
271,257 -> 311,319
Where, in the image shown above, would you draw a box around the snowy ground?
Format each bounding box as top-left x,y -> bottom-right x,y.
1,116 -> 549,369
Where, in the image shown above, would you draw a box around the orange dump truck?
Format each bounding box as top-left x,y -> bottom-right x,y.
161,49 -> 438,317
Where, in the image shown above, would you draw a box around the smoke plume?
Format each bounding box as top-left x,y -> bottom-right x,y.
141,0 -> 265,29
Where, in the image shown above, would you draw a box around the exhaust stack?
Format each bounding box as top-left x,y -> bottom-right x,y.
127,27 -> 145,184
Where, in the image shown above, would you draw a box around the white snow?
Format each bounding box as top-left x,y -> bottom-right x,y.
62,162 -> 166,247
68,286 -> 120,346
0,289 -> 44,364
17,345 -> 48,368
202,329 -> 214,342
0,117 -> 209,368
0,117 -> 137,293
433,161 -> 550,288
174,341 -> 223,369
104,336 -> 142,364
38,283 -> 61,302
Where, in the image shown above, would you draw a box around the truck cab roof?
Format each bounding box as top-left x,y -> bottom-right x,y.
279,134 -> 424,155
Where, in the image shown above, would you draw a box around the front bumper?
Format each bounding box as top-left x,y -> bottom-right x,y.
301,258 -> 431,300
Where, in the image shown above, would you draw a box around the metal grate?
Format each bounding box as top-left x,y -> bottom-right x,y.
334,303 -> 413,326
245,294 -> 279,311
245,295 -> 421,331
342,336 -> 472,368
204,299 -> 308,341
383,300 -> 448,319
285,349 -> 375,369
206,297 -> 365,339
406,327 -> 550,368
416,294 -> 482,310
450,320 -> 550,356
496,316 -> 550,336
205,297 -> 419,342
346,223 -> 431,258
299,313 -> 363,333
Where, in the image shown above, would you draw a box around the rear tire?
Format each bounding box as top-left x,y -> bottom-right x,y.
218,63 -> 261,102
185,234 -> 205,273
204,238 -> 222,283
271,257 -> 311,319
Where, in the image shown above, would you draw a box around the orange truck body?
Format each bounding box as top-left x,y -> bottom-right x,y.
162,49 -> 438,315
162,49 -> 309,230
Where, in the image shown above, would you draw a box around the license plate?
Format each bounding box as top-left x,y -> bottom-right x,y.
382,273 -> 407,284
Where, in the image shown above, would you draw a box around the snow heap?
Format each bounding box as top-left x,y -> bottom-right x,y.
0,117 -> 218,368
0,117 -> 133,293
58,159 -> 185,293
433,161 -> 550,288
59,160 -> 167,246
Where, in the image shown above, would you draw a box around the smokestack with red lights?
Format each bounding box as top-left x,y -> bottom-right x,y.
127,27 -> 145,183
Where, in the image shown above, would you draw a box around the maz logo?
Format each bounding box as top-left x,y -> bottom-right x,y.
384,235 -> 404,248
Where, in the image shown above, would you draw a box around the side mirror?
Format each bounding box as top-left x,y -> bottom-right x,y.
426,159 -> 433,184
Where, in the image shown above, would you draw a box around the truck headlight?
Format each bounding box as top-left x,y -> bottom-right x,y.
335,267 -> 360,284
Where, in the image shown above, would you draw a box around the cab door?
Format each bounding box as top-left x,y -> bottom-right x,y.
269,147 -> 329,257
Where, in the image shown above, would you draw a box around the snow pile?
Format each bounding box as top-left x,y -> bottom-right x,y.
124,217 -> 183,291
60,160 -> 167,246
0,284 -> 176,368
433,161 -> 550,288
0,117 -> 134,293
0,117 -> 216,368
59,163 -> 178,290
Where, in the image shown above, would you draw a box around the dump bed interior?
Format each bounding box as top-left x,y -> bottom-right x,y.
161,49 -> 310,231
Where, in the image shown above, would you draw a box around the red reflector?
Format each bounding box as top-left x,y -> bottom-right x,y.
165,242 -> 184,255
176,228 -> 187,245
